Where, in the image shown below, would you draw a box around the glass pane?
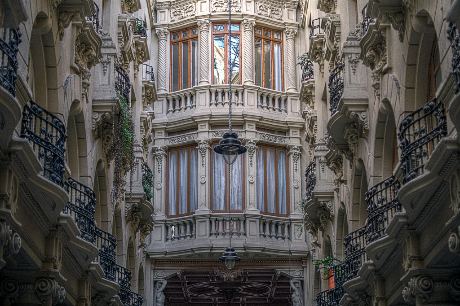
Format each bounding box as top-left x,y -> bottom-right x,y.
214,25 -> 224,32
168,152 -> 177,215
264,30 -> 271,37
213,152 -> 226,210
255,38 -> 262,86
264,40 -> 272,89
213,36 -> 225,84
190,149 -> 198,212
266,148 -> 275,213
172,43 -> 179,91
182,42 -> 189,89
192,28 -> 198,35
257,148 -> 265,211
274,43 -> 282,91
274,31 -> 281,40
192,40 -> 198,86
230,155 -> 243,210
179,150 -> 187,214
182,31 -> 188,38
255,28 -> 262,36
171,33 -> 179,41
277,150 -> 286,214
230,24 -> 240,32
230,35 -> 240,84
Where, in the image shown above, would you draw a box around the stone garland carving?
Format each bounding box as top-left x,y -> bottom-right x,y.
402,276 -> 433,305
256,0 -> 283,20
211,0 -> 241,13
156,29 -> 169,92
197,140 -> 209,167
0,220 -> 21,270
246,140 -> 257,167
170,0 -> 196,21
34,277 -> 66,305
198,20 -> 210,84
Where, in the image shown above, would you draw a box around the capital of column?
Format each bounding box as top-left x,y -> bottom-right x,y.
285,27 -> 298,40
197,19 -> 210,32
156,28 -> 169,40
242,19 -> 256,32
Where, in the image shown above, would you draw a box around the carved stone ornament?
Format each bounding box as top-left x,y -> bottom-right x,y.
75,28 -> 102,72
256,0 -> 283,20
450,276 -> 460,302
317,0 -> 336,13
153,146 -> 167,174
0,219 -> 21,270
449,226 -> 460,254
211,0 -> 242,13
246,140 -> 257,167
197,140 -> 209,167
0,278 -> 19,302
289,146 -> 302,172
402,276 -> 433,305
34,278 -> 66,305
170,0 -> 196,22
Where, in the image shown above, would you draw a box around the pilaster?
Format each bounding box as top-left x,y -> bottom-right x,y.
196,139 -> 211,214
156,28 -> 169,93
285,27 -> 298,93
242,19 -> 255,85
152,146 -> 168,218
198,20 -> 210,85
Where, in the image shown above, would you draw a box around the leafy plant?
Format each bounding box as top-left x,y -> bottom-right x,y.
313,256 -> 336,280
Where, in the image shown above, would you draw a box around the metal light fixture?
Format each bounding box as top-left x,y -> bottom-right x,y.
212,0 -> 246,166
219,247 -> 240,270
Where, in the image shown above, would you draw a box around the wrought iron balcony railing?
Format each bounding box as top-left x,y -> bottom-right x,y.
0,28 -> 20,97
398,99 -> 447,183
64,178 -> 96,243
343,226 -> 367,282
116,264 -> 132,290
316,285 -> 344,306
95,227 -> 117,282
21,101 -> 66,187
448,22 -> 460,93
134,18 -> 147,37
365,176 -> 401,244
328,62 -> 344,115
141,64 -> 155,82
142,162 -> 153,201
360,4 -> 375,38
120,287 -> 143,306
86,1 -> 101,33
115,64 -> 131,99
305,161 -> 316,201
310,18 -> 325,38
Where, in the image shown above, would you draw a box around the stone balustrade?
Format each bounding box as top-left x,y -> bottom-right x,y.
166,88 -> 196,113
256,87 -> 288,113
209,85 -> 245,107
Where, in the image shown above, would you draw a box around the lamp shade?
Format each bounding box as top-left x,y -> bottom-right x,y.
213,132 -> 247,165
219,247 -> 240,270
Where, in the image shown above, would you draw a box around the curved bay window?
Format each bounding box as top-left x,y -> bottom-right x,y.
257,146 -> 289,215
212,23 -> 241,84
170,28 -> 198,91
255,27 -> 283,91
167,147 -> 198,216
211,150 -> 245,211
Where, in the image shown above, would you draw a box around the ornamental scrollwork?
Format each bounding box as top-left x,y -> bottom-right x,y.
256,0 -> 283,20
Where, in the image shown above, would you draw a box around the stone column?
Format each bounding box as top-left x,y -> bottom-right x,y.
289,145 -> 302,216
242,19 -> 255,85
196,140 -> 210,213
156,28 -> 169,93
197,20 -> 210,85
285,27 -> 298,92
152,146 -> 167,217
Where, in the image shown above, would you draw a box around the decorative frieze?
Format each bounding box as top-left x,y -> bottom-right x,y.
257,131 -> 287,144
211,0 -> 241,13
256,0 -> 283,20
170,0 -> 196,21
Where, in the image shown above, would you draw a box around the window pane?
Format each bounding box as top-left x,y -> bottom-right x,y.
266,148 -> 276,213
277,150 -> 287,214
172,43 -> 179,91
213,152 -> 226,210
213,36 -> 225,84
255,38 -> 262,86
192,39 -> 198,86
274,43 -> 282,91
182,42 -> 189,89
257,148 -> 265,211
230,155 -> 243,210
214,25 -> 224,32
230,35 -> 240,84
230,24 -> 240,32
179,150 -> 187,214
190,149 -> 198,212
168,152 -> 177,215
264,40 -> 272,89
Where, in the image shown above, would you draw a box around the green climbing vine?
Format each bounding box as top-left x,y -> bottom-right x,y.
111,94 -> 135,202
313,256 -> 336,280
142,162 -> 153,201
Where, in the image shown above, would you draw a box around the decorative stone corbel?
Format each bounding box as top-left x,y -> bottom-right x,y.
43,228 -> 64,272
402,275 -> 433,305
0,278 -> 19,304
34,277 -> 66,306
0,219 -> 21,270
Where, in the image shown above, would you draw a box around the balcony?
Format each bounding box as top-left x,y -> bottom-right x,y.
132,18 -> 149,64
86,1 -> 102,33
316,286 -> 344,306
448,22 -> 460,94
95,227 -> 117,282
309,18 -> 326,64
365,176 -> 401,244
64,178 -> 97,244
20,101 -> 66,187
115,64 -> 131,99
167,87 -> 197,113
134,18 -> 147,37
141,63 -> 156,108
150,214 -> 306,256
298,53 -> 315,110
116,264 -> 143,306
342,227 -> 367,283
398,99 -> 447,184
142,162 -> 153,201
305,161 -> 316,202
328,63 -> 344,116
256,87 -> 288,114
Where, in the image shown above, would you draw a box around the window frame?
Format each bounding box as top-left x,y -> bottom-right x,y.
166,145 -> 198,217
256,144 -> 290,216
254,26 -> 284,91
211,23 -> 242,84
169,27 -> 198,91
210,145 -> 246,212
